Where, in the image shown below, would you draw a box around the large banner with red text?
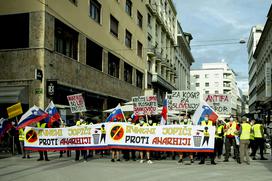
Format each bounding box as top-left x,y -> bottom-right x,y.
24,123 -> 215,152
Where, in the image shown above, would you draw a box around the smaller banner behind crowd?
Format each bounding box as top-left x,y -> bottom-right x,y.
24,123 -> 215,152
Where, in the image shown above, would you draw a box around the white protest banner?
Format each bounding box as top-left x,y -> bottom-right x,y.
203,94 -> 231,115
166,93 -> 173,111
24,123 -> 215,152
132,95 -> 158,116
67,93 -> 87,113
171,91 -> 200,111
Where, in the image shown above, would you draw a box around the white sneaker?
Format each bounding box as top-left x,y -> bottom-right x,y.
147,160 -> 153,164
140,160 -> 144,163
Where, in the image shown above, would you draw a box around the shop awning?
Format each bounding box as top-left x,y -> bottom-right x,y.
0,86 -> 28,104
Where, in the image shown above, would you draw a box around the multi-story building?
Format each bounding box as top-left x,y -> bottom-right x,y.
253,5 -> 272,121
175,22 -> 194,90
0,0 -> 147,119
247,25 -> 263,112
145,0 -> 193,104
190,62 -> 239,116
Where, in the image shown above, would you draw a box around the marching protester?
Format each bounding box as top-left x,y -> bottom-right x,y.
19,128 -> 30,159
178,115 -> 194,164
75,116 -> 88,162
223,116 -> 240,163
215,120 -> 224,159
239,116 -> 251,165
198,114 -> 216,165
37,120 -> 49,161
251,119 -> 267,160
249,119 -> 256,156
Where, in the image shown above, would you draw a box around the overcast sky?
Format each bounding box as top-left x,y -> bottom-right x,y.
173,0 -> 271,93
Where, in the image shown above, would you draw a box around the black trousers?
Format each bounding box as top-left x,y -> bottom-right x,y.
252,138 -> 265,158
215,138 -> 223,157
224,137 -> 239,161
39,151 -> 48,160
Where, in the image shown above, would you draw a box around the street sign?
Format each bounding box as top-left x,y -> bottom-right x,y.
46,80 -> 57,97
35,69 -> 43,81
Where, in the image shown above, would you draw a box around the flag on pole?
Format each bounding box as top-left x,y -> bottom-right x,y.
0,118 -> 12,142
160,99 -> 168,125
45,101 -> 61,127
131,113 -> 138,124
17,105 -> 48,129
192,101 -> 218,125
105,104 -> 125,122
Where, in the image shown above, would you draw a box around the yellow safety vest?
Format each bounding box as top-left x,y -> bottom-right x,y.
253,124 -> 263,138
215,125 -> 224,139
101,127 -> 106,134
240,123 -> 251,140
76,120 -> 81,126
19,128 -> 25,141
201,120 -> 213,126
204,130 -> 210,137
37,122 -> 46,128
226,122 -> 238,136
143,123 -> 149,126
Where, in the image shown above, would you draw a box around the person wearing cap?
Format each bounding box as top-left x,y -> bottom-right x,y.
251,119 -> 267,160
223,116 -> 240,163
239,117 -> 252,164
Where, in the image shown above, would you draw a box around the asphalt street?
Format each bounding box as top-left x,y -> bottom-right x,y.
0,152 -> 271,181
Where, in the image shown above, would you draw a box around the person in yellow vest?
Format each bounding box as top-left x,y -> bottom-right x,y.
215,120 -> 224,159
75,117 -> 88,162
178,116 -> 194,164
239,116 -> 251,165
37,121 -> 49,161
199,115 -> 216,165
223,116 -> 240,163
139,117 -> 152,164
251,119 -> 267,160
19,128 -> 30,159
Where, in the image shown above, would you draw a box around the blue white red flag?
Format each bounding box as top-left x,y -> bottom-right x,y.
45,101 -> 61,127
17,105 -> 48,129
160,99 -> 168,125
0,118 -> 12,142
131,113 -> 138,123
106,104 -> 125,122
192,101 -> 218,125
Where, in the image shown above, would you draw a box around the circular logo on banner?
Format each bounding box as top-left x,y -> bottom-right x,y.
25,129 -> 38,143
110,125 -> 124,141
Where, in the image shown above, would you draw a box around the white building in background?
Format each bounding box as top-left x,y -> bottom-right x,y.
190,62 -> 239,115
247,25 -> 263,112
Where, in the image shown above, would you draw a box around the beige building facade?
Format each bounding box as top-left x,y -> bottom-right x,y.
0,0 -> 147,119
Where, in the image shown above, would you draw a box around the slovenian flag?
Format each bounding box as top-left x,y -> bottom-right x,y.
45,101 -> 61,127
17,105 -> 48,129
160,99 -> 168,125
106,104 -> 125,122
192,101 -> 218,125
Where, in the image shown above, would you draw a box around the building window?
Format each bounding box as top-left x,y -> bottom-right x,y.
0,13 -> 29,49
215,90 -> 219,94
55,19 -> 78,60
194,75 -> 200,79
196,83 -> 200,87
108,52 -> 120,78
137,11 -> 143,28
69,0 -> 77,6
124,62 -> 132,84
205,82 -> 209,87
137,41 -> 143,57
205,74 -> 209,78
110,15 -> 118,37
90,0 -> 101,23
125,0 -> 132,16
125,30 -> 132,48
136,70 -> 143,88
148,13 -> 151,27
214,82 -> 219,87
86,38 -> 102,71
205,91 -> 209,94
